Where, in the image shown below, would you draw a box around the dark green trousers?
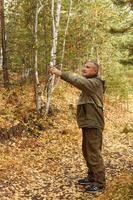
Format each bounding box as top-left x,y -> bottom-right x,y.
82,128 -> 105,187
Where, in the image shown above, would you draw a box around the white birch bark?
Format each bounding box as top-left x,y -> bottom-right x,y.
96,47 -> 102,76
60,0 -> 72,70
0,0 -> 10,88
45,0 -> 62,115
34,0 -> 43,114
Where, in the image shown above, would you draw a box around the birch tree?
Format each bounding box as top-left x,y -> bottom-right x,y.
34,0 -> 44,114
60,0 -> 72,70
45,0 -> 62,115
0,0 -> 10,88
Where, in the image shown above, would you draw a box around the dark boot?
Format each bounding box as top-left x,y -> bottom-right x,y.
78,177 -> 92,185
84,184 -> 105,193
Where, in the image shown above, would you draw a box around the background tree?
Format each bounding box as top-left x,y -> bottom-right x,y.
33,0 -> 44,114
0,0 -> 10,88
110,0 -> 133,95
45,0 -> 62,115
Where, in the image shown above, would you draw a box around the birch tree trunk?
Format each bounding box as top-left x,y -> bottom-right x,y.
60,0 -> 72,70
0,0 -> 10,88
95,47 -> 102,76
45,0 -> 62,115
34,0 -> 43,114
43,14 -> 48,77
90,5 -> 102,76
55,0 -> 72,86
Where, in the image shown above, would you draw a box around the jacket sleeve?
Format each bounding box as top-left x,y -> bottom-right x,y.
60,72 -> 99,94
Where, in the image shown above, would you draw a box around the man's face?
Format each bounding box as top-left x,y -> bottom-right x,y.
82,62 -> 98,78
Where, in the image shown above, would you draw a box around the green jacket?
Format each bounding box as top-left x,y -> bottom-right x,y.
61,72 -> 105,129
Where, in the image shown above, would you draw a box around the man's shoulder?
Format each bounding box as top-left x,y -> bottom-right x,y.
91,76 -> 105,85
87,76 -> 102,85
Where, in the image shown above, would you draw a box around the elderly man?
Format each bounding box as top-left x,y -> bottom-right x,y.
49,61 -> 106,193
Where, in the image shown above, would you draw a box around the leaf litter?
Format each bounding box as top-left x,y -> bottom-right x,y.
0,82 -> 133,200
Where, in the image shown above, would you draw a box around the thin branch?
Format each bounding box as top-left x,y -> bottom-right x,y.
37,0 -> 43,14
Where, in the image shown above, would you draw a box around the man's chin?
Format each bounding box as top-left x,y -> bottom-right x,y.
82,74 -> 97,78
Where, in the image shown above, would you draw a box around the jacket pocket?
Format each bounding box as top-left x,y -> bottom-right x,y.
77,103 -> 94,120
83,103 -> 95,120
77,105 -> 85,119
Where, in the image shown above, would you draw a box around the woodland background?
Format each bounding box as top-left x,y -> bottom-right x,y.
0,0 -> 133,199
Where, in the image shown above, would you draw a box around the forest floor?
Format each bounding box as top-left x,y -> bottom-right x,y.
0,81 -> 133,200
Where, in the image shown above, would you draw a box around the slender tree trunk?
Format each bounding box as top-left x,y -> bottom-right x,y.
45,0 -> 62,115
0,0 -> 10,88
95,47 -> 102,76
43,7 -> 48,77
34,0 -> 43,114
55,0 -> 72,86
60,0 -> 72,70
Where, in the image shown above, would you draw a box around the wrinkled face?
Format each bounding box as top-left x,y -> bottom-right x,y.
82,62 -> 98,78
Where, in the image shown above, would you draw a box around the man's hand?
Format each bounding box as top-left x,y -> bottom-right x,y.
49,67 -> 62,76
